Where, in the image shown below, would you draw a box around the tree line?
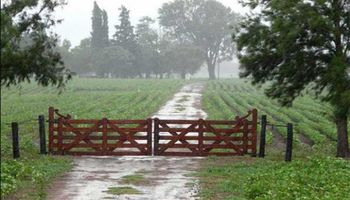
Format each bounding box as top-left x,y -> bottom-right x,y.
60,0 -> 239,79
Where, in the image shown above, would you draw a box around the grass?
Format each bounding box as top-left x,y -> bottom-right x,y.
197,156 -> 350,200
120,174 -> 149,185
104,186 -> 142,195
0,78 -> 183,199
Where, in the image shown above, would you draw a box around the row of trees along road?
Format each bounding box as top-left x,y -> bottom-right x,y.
60,0 -> 239,79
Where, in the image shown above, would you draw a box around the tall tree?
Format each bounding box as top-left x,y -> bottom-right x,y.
236,0 -> 350,157
159,0 -> 239,79
1,0 -> 71,87
91,1 -> 109,49
113,6 -> 136,51
136,17 -> 159,78
113,5 -> 137,77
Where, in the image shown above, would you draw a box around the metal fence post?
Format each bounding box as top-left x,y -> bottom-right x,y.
285,123 -> 293,162
258,115 -> 267,158
11,122 -> 20,159
38,115 -> 47,154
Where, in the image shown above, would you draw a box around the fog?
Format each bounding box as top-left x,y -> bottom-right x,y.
52,0 -> 246,79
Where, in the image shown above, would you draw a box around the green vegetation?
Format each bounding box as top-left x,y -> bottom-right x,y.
198,157 -> 350,200
203,79 -> 350,151
104,186 -> 142,195
120,174 -> 149,185
199,80 -> 350,199
1,78 -> 182,199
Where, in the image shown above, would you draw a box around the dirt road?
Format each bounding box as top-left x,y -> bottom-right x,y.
47,83 -> 207,200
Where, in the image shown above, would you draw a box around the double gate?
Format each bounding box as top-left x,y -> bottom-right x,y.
48,107 -> 257,156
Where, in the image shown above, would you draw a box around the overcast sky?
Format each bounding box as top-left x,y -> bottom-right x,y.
52,0 -> 249,47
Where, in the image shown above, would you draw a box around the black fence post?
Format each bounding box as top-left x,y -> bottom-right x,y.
258,115 -> 267,158
38,115 -> 47,154
11,122 -> 20,159
285,123 -> 293,162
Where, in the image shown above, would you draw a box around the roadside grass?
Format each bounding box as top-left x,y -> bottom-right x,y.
197,156 -> 350,200
1,156 -> 72,200
120,174 -> 150,185
104,186 -> 142,195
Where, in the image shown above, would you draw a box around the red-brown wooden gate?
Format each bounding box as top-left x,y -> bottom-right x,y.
153,109 -> 257,156
48,107 -> 152,156
48,107 -> 257,156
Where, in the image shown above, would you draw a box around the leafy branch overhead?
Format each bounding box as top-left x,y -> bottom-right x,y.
1,0 -> 72,88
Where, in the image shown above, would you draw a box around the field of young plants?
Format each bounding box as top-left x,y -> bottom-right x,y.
0,78 -> 183,198
202,79 -> 349,153
199,79 -> 350,200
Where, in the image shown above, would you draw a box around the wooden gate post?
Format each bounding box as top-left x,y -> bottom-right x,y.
153,118 -> 160,156
48,107 -> 54,153
11,122 -> 20,159
38,115 -> 47,154
147,118 -> 152,155
285,123 -> 293,162
259,115 -> 267,158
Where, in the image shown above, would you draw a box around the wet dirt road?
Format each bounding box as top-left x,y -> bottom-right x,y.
47,83 -> 207,200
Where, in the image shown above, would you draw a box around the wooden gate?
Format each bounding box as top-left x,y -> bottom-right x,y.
48,107 -> 152,156
153,109 -> 257,156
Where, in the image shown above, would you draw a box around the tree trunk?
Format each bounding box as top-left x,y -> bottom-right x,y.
181,72 -> 186,79
159,73 -> 163,79
336,115 -> 350,157
207,61 -> 216,80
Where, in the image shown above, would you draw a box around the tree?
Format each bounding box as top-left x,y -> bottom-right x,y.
69,38 -> 94,75
1,0 -> 71,87
94,46 -> 134,78
91,1 -> 109,49
159,0 -> 239,79
235,0 -> 350,157
135,17 -> 159,78
113,5 -> 138,77
163,44 -> 204,79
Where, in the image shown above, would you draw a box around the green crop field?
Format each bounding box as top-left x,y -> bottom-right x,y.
198,79 -> 350,200
0,78 -> 183,199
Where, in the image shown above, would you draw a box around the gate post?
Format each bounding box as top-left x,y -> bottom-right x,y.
147,118 -> 152,155
48,107 -> 55,154
153,118 -> 160,156
285,123 -> 293,162
242,120 -> 248,154
11,122 -> 20,159
259,115 -> 267,158
38,115 -> 47,154
198,119 -> 204,156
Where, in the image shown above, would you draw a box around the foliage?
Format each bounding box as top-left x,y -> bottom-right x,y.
91,2 -> 109,48
1,156 -> 71,198
235,0 -> 350,156
198,157 -> 350,200
0,0 -> 71,88
244,157 -> 350,200
159,0 -> 240,79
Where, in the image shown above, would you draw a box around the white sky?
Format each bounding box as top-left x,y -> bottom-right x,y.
52,0 -> 249,47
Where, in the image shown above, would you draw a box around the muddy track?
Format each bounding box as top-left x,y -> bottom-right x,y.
47,83 -> 207,200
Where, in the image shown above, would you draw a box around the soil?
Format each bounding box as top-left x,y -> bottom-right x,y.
46,83 -> 207,200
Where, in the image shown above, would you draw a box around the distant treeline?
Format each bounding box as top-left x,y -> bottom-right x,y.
59,0 -> 240,79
